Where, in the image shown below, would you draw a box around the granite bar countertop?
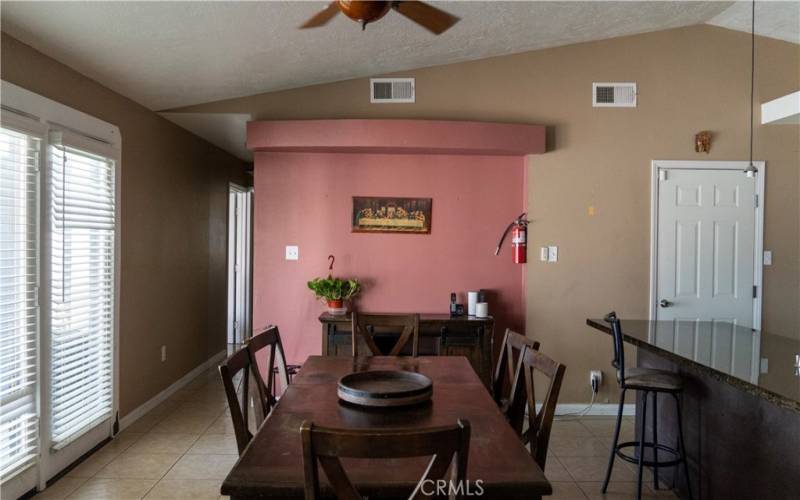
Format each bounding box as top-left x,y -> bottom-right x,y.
587,318 -> 800,413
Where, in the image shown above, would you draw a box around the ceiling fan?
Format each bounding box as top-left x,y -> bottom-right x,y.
300,1 -> 460,35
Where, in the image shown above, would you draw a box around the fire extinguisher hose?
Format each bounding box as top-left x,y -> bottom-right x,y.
494,212 -> 528,256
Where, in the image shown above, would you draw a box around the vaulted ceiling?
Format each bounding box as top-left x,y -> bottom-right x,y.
3,1 -> 797,112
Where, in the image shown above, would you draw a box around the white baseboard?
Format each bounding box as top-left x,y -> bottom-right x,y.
555,403 -> 635,416
119,349 -> 227,432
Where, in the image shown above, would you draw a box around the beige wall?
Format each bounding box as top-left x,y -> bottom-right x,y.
180,25 -> 799,403
1,33 -> 250,415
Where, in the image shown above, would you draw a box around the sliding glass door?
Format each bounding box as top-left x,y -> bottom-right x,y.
0,121 -> 42,486
41,131 -> 118,477
0,83 -> 120,498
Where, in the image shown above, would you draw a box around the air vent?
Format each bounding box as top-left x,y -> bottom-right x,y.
370,78 -> 415,103
592,82 -> 637,107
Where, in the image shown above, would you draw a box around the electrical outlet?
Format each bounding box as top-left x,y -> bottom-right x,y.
763,251 -> 772,266
161,345 -> 167,362
589,370 -> 602,392
285,245 -> 299,261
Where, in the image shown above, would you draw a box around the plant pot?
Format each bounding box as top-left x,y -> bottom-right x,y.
326,299 -> 347,316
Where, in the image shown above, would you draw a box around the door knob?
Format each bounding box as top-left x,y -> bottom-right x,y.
659,299 -> 673,308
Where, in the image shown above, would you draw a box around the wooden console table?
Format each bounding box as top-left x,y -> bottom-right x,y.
318,313 -> 494,389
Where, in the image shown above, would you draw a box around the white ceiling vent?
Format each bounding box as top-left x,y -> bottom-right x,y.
592,82 -> 637,107
370,78 -> 415,103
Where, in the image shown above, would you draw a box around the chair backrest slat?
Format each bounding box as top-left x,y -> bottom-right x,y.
493,329 -> 540,412
247,325 -> 290,419
219,346 -> 268,455
604,311 -> 625,383
351,312 -> 420,357
301,420 -> 471,500
507,347 -> 566,471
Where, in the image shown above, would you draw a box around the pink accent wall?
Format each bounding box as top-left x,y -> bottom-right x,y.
252,152 -> 527,364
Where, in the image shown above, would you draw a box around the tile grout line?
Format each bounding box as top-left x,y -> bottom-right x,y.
61,368 -> 228,499
137,431 -> 207,499
137,392 -> 227,499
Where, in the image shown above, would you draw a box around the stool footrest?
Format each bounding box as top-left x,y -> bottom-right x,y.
615,441 -> 683,468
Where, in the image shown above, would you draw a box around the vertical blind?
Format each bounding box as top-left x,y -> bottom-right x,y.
0,126 -> 40,479
49,136 -> 115,448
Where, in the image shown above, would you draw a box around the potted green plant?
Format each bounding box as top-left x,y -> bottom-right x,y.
307,275 -> 361,315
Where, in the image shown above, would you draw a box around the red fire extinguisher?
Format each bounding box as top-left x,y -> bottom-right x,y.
495,212 -> 529,264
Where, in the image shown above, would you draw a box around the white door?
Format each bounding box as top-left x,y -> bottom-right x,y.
655,166 -> 758,328
227,185 -> 252,344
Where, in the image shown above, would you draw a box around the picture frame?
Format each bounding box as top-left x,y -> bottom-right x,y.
352,196 -> 432,234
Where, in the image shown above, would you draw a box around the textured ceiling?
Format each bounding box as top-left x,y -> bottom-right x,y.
159,112 -> 253,160
2,2 -> 796,111
0,1 -> 734,110
708,0 -> 800,44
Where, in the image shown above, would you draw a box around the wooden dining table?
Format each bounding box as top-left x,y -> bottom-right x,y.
221,355 -> 552,499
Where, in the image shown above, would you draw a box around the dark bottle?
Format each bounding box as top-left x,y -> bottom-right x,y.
450,293 -> 458,316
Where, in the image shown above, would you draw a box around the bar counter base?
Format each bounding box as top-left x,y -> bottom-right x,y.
637,349 -> 800,500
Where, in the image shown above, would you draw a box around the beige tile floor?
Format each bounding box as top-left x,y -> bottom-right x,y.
33,368 -> 237,500
33,367 -> 678,499
544,416 -> 679,499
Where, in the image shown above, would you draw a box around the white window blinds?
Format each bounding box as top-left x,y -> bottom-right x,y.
49,133 -> 115,448
0,125 -> 40,479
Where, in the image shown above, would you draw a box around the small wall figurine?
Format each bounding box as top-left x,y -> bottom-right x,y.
695,131 -> 712,153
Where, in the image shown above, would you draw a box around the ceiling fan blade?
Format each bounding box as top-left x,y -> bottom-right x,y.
300,2 -> 340,29
392,1 -> 460,35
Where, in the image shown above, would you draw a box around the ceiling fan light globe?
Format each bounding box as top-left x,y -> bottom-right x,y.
338,0 -> 392,24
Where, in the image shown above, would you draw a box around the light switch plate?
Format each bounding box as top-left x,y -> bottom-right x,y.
763,250 -> 772,266
760,357 -> 769,374
548,246 -> 558,262
540,247 -> 549,262
285,245 -> 299,261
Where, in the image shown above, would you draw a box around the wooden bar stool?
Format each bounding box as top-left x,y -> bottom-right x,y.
602,312 -> 692,500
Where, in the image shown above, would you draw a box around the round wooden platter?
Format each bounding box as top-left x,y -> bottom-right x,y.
337,370 -> 433,408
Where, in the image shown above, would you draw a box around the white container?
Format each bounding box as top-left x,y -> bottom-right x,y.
475,302 -> 489,319
467,291 -> 479,316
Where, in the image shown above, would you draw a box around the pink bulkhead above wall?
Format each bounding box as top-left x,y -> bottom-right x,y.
246,119 -> 546,156
247,119 -> 546,364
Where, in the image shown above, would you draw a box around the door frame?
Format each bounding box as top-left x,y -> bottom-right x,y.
226,183 -> 253,344
649,160 -> 766,329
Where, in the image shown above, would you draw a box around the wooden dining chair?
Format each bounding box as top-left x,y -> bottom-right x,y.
351,312 -> 420,357
301,419 -> 471,500
247,325 -> 290,418
507,347 -> 566,471
219,346 -> 269,455
492,328 -> 540,415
